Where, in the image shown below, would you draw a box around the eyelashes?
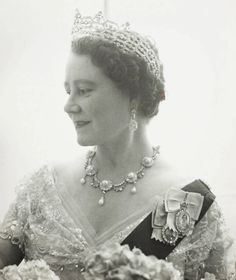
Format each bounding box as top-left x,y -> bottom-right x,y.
78,88 -> 93,95
64,84 -> 71,95
64,87 -> 92,96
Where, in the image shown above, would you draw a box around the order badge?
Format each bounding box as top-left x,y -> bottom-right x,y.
162,225 -> 178,245
175,202 -> 192,236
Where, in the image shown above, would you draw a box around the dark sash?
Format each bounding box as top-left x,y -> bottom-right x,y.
121,179 -> 215,259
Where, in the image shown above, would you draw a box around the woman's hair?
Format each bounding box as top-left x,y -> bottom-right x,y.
71,37 -> 165,118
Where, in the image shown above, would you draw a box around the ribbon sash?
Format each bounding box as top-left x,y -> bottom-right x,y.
121,179 -> 215,260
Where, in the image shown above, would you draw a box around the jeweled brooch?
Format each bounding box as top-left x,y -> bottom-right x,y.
151,188 -> 204,245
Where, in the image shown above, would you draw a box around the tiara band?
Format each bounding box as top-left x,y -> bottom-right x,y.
71,10 -> 162,80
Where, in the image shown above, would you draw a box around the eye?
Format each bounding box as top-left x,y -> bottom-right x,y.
78,88 -> 93,95
64,84 -> 71,95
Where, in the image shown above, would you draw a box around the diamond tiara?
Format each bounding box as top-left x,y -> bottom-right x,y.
71,10 -> 162,80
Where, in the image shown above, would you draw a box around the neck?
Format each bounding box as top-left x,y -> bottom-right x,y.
94,125 -> 153,177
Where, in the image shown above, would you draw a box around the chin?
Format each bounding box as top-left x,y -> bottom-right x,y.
76,135 -> 96,147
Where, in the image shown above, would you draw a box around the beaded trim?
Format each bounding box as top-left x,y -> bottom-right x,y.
71,11 -> 162,80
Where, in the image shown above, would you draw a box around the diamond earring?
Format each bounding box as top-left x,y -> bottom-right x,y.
129,109 -> 138,131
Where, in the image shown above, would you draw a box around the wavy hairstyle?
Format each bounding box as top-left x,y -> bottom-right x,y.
71,37 -> 165,118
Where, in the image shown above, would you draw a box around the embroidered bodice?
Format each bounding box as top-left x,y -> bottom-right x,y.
0,165 -> 235,280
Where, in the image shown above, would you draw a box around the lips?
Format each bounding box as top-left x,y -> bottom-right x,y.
74,121 -> 90,128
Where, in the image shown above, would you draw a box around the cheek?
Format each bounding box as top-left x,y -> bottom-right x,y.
92,98 -> 130,129
82,81 -> 131,134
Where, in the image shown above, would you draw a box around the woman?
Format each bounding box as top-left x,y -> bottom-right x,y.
0,11 -> 235,280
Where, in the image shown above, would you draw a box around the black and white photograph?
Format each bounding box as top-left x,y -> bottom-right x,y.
0,0 -> 236,279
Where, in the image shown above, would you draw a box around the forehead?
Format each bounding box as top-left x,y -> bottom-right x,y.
65,53 -> 105,83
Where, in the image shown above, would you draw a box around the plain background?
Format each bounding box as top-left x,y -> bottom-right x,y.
0,0 -> 236,236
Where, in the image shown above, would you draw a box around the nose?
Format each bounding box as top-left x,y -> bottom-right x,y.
64,98 -> 81,114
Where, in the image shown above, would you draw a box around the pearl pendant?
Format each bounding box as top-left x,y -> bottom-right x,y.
98,194 -> 105,206
83,146 -> 159,206
131,186 -> 137,194
80,178 -> 86,185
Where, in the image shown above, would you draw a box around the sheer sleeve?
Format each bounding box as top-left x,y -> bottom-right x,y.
167,200 -> 235,280
203,201 -> 235,279
0,166 -> 49,252
0,178 -> 30,252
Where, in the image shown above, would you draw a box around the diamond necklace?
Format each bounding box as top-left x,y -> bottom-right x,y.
80,146 -> 160,206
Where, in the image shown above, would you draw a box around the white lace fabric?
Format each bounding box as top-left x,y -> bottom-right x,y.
0,165 -> 235,280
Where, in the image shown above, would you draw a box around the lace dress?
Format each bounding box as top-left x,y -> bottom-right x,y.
0,165 -> 235,280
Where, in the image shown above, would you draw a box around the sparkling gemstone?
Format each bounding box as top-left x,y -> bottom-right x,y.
153,146 -> 160,154
98,196 -> 105,206
100,180 -> 113,191
87,150 -> 95,158
85,165 -> 97,176
129,120 -> 138,131
10,225 -> 16,230
142,157 -> 154,167
80,178 -> 86,185
126,172 -> 137,183
92,176 -> 100,188
162,226 -> 178,245
131,186 -> 137,193
137,172 -> 144,178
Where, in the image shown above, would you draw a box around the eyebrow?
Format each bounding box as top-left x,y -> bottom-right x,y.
64,79 -> 96,87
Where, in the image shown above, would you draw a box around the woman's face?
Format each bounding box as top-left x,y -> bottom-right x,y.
64,52 -> 131,146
